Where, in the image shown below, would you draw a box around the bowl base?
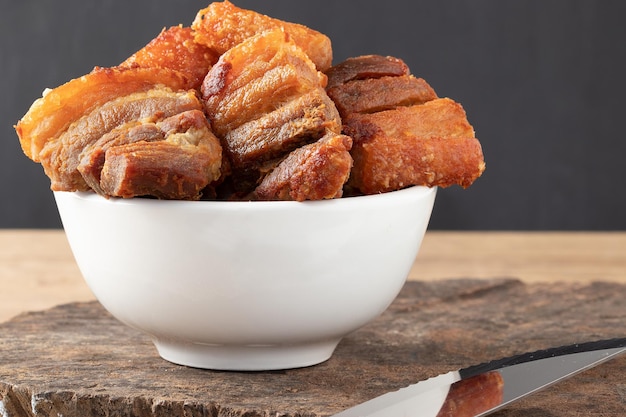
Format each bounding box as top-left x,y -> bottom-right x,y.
153,338 -> 341,371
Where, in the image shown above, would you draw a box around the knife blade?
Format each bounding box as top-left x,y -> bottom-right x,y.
331,338 -> 626,417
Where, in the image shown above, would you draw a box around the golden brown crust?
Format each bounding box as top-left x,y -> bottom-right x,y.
327,75 -> 438,118
254,133 -> 353,201
325,54 -> 410,89
202,28 -> 328,137
120,25 -> 219,90
346,98 -> 476,140
15,66 -> 190,162
201,28 -> 343,200
38,88 -> 203,192
222,88 -> 342,169
344,98 -> 485,193
325,54 -> 485,193
191,0 -> 332,71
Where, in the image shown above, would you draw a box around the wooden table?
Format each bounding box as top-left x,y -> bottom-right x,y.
1,230 -> 625,416
1,230 -> 625,323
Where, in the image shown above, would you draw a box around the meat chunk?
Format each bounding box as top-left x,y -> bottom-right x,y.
39,87 -> 203,191
202,28 -> 344,199
325,54 -> 410,89
222,88 -> 340,169
325,55 -> 485,194
254,133 -> 353,201
15,62 -> 223,199
120,25 -> 219,90
343,98 -> 485,193
15,66 -> 190,162
78,109 -> 222,199
191,0 -> 332,71
77,121 -> 166,194
326,55 -> 438,118
327,75 -> 438,118
202,28 -> 331,137
346,98 -> 477,139
100,139 -> 219,200
98,109 -> 222,200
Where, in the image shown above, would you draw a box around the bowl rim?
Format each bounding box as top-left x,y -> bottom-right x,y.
54,185 -> 436,209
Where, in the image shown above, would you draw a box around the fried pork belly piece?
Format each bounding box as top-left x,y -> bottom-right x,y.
79,109 -> 222,199
15,66 -> 189,162
120,25 -> 219,90
202,28 -> 345,199
192,0 -> 332,71
39,87 -> 203,191
326,55 -> 438,118
100,142 -> 216,200
15,64 -> 222,199
328,75 -> 438,118
343,98 -> 485,193
325,55 -> 484,194
254,133 -> 353,201
77,121 -> 165,193
99,112 -> 222,200
202,28 -> 332,138
325,55 -> 410,89
222,88 -> 340,169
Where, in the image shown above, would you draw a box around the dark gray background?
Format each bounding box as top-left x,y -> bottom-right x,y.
2,1 -> 624,230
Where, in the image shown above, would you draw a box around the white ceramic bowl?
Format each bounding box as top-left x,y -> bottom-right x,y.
54,186 -> 436,370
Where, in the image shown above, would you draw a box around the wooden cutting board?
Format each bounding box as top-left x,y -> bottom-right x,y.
1,278 -> 624,416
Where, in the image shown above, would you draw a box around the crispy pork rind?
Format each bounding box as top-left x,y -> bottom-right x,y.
326,55 -> 485,194
192,0 -> 332,71
254,133 -> 353,201
202,29 -> 331,138
120,25 -> 219,90
326,55 -> 438,118
15,65 -> 222,199
41,87 -> 204,192
202,28 -> 348,200
15,66 -> 189,162
343,98 -> 485,193
325,54 -> 410,89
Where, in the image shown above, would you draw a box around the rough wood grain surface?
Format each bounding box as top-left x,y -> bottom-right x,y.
1,278 -> 624,417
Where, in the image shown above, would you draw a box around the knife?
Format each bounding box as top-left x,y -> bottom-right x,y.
331,338 -> 626,417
